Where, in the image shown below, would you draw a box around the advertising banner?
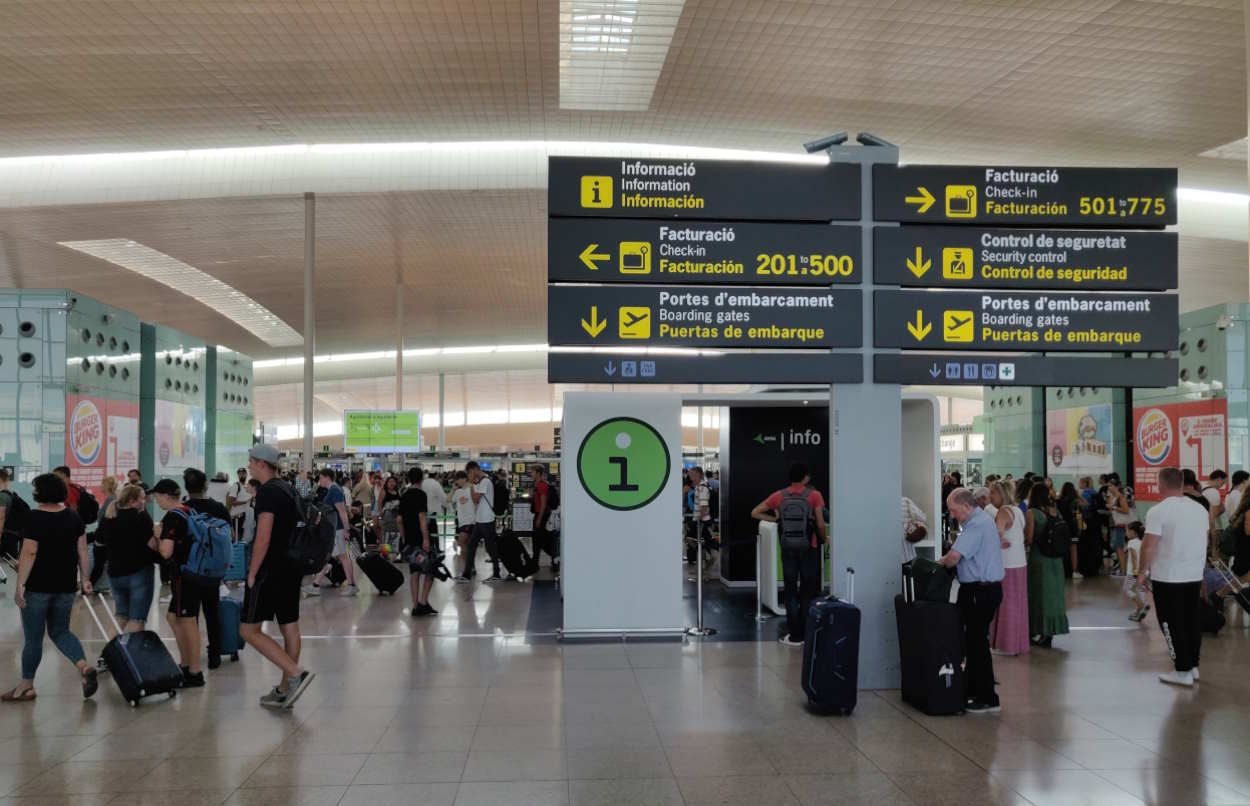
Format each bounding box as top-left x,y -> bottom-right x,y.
153,399 -> 206,476
66,394 -> 139,500
1046,403 -> 1113,476
344,410 -> 421,453
1133,399 -> 1228,502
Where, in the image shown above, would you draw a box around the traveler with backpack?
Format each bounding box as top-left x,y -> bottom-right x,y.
153,477 -> 226,687
750,463 -> 827,648
182,469 -> 233,669
1024,484 -> 1069,648
239,444 -> 315,709
464,461 -> 501,582
398,467 -> 435,615
3,473 -> 98,703
527,464 -> 559,575
0,468 -> 31,556
53,466 -> 100,527
305,468 -> 358,597
93,483 -> 158,632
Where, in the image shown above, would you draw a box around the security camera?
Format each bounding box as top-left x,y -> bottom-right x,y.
1216,315 -> 1233,331
802,132 -> 849,153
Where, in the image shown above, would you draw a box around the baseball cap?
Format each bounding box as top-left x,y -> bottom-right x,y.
249,443 -> 280,466
150,479 -> 181,497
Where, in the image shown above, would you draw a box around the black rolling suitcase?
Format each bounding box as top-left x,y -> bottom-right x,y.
801,568 -> 859,715
356,550 -> 403,595
82,594 -> 181,706
497,529 -> 532,579
895,565 -> 965,715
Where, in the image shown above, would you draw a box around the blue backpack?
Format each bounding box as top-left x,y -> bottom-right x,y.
171,508 -> 232,581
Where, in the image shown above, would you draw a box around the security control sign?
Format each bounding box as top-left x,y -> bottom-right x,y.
874,354 -> 1179,388
873,290 -> 1178,352
873,227 -> 1177,291
549,157 -> 860,221
549,218 -> 862,285
548,285 -> 862,348
873,165 -> 1177,226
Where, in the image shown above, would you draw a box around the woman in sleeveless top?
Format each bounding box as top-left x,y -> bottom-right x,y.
988,481 -> 1030,655
1024,485 -> 1070,647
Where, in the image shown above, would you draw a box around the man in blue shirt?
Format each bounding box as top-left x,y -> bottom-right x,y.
939,487 -> 1005,713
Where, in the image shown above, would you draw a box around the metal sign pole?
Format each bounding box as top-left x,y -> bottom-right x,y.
686,518 -> 716,636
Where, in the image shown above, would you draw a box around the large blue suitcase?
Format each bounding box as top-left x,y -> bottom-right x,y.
801,569 -> 859,715
218,593 -> 244,660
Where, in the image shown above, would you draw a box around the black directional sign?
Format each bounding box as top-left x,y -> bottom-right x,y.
549,219 -> 862,285
873,290 -> 1178,352
873,227 -> 1177,291
874,354 -> 1179,388
873,165 -> 1177,227
549,352 -> 863,384
548,285 -> 862,349
549,157 -> 861,221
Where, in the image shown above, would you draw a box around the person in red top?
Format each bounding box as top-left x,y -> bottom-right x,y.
751,463 -> 828,647
52,467 -> 80,511
527,465 -> 557,575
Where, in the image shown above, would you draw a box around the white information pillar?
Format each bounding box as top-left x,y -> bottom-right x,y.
560,392 -> 685,637
828,139 -> 903,689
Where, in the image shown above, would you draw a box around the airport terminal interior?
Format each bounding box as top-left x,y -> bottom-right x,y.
2,2 -> 1250,805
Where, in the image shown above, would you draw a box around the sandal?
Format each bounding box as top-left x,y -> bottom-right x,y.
81,668 -> 98,699
1,687 -> 36,702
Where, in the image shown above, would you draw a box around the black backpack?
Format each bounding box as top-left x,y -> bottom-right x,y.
778,490 -> 813,552
1035,511 -> 1069,559
76,485 -> 100,525
547,484 -> 560,512
287,491 -> 336,575
493,478 -> 510,517
707,485 -> 720,519
3,490 -> 31,534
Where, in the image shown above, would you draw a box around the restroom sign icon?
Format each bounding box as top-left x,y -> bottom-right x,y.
580,175 -> 613,208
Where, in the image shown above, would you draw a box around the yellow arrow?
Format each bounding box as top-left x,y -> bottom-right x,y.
581,305 -> 607,338
906,246 -> 931,278
906,310 -> 931,341
579,243 -> 609,271
904,186 -> 935,213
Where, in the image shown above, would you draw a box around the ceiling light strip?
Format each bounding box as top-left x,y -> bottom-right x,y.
559,0 -> 687,111
58,239 -> 303,347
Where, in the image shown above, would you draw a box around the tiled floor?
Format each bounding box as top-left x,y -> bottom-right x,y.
1,563 -> 1248,805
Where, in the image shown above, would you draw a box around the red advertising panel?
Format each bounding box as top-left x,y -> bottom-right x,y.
65,394 -> 140,501
1133,399 -> 1227,503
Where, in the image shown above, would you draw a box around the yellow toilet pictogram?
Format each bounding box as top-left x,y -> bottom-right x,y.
581,175 -> 613,208
943,310 -> 975,343
944,185 -> 977,218
942,247 -> 974,280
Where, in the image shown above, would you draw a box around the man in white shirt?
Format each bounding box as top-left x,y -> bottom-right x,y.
420,468 -> 448,549
460,461 -> 500,582
900,496 -> 928,564
227,467 -> 253,539
1141,466 -> 1211,688
1202,469 -> 1227,524
1225,470 -> 1248,524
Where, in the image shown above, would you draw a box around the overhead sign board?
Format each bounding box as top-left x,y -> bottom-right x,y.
548,351 -> 863,384
873,165 -> 1177,227
549,218 -> 862,285
873,290 -> 1178,352
548,157 -> 861,221
874,354 -> 1178,388
548,285 -> 862,348
344,410 -> 421,453
873,227 -> 1177,291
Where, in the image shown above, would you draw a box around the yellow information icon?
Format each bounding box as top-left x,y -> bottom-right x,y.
942,247 -> 974,280
943,310 -> 975,343
945,185 -> 977,218
619,306 -> 651,339
580,175 -> 613,208
619,242 -> 652,274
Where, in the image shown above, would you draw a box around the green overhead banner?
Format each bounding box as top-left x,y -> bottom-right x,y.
343,410 -> 421,453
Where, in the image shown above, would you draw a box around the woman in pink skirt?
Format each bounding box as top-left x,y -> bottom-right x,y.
986,480 -> 1030,655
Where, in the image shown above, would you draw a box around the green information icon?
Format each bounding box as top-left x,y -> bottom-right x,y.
577,416 -> 671,511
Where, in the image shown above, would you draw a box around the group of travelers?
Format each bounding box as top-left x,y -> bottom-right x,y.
0,449 -> 563,707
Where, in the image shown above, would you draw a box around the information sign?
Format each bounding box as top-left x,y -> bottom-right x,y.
873,290 -> 1177,352
547,351 -> 862,384
873,165 -> 1177,226
549,157 -> 860,221
549,218 -> 861,285
873,354 -> 1178,387
343,410 -> 422,453
548,285 -> 862,348
873,227 -> 1177,291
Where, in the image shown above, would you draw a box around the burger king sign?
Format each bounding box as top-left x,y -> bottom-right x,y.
1135,408 -> 1172,466
69,399 -> 103,466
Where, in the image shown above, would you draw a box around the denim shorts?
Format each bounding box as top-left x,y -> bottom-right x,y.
1110,526 -> 1127,550
109,566 -> 156,621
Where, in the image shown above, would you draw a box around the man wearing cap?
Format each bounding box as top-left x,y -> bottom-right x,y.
238,445 -> 314,709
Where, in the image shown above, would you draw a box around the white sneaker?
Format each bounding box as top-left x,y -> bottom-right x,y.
340,585 -> 359,597
1072,572 -> 1083,580
1158,670 -> 1194,688
778,634 -> 804,648
301,584 -> 321,597
1192,667 -> 1200,682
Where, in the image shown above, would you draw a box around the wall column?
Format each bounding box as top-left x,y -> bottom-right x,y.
395,285 -> 404,409
302,192 -> 315,471
438,372 -> 446,450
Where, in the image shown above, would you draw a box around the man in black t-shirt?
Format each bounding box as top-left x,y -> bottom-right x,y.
239,445 -> 314,710
152,478 -> 211,688
397,467 -> 434,616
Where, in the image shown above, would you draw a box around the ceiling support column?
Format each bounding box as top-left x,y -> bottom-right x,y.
302,192 -> 315,472
395,286 -> 404,410
438,372 -> 446,450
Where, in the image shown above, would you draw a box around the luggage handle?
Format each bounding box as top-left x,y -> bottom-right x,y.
845,567 -> 854,605
80,591 -> 121,640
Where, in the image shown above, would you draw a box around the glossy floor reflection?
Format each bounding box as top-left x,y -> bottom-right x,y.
0,567 -> 1247,805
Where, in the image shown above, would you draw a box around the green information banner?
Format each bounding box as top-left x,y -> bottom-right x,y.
343,410 -> 421,453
